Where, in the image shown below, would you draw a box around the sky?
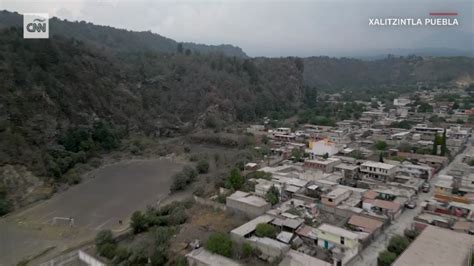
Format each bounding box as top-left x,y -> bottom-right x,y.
1,0 -> 473,57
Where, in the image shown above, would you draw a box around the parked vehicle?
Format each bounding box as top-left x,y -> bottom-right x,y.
422,182 -> 430,193
405,200 -> 417,209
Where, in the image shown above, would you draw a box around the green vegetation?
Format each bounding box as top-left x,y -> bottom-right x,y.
265,185 -> 280,205
205,232 -> 233,258
228,168 -> 245,190
377,250 -> 397,266
196,160 -> 210,174
170,166 -> 198,192
250,171 -> 272,180
130,201 -> 192,234
255,223 -> 277,238
387,235 -> 410,255
0,185 -> 12,216
374,141 -> 388,151
95,230 -> 116,259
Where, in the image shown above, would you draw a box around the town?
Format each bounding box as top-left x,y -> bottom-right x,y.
42,87 -> 474,266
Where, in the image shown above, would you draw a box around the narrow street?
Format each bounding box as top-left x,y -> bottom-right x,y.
351,141 -> 471,266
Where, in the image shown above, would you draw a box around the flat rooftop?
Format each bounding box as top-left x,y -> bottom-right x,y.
186,247 -> 242,266
227,191 -> 269,207
325,187 -> 350,199
279,250 -> 331,266
231,214 -> 274,237
317,223 -> 358,239
394,226 -> 474,266
361,161 -> 397,170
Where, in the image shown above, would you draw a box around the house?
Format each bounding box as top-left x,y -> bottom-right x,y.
321,187 -> 352,207
347,214 -> 383,234
315,224 -> 360,265
397,162 -> 434,180
316,223 -> 359,250
247,236 -> 290,260
279,250 -> 331,266
304,158 -> 341,172
363,199 -> 402,220
434,175 -> 453,195
308,139 -> 342,158
360,161 -> 398,181
334,163 -> 360,179
226,191 -> 271,218
231,214 -> 274,241
186,248 -> 242,266
393,226 -> 474,266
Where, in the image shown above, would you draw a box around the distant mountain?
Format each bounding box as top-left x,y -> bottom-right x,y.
0,10 -> 248,58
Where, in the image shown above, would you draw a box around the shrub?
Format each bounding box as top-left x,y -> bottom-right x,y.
130,211 -> 148,234
112,247 -> 131,264
228,168 -> 244,190
196,160 -> 210,174
404,228 -> 420,241
95,229 -> 114,247
183,166 -> 198,183
265,185 -> 280,205
377,250 -> 397,266
255,223 -> 277,238
95,230 -> 116,259
205,232 -> 233,258
387,235 -> 410,255
241,243 -> 254,258
170,172 -> 188,192
97,243 -> 117,259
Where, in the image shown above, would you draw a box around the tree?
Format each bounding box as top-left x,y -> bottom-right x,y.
255,223 -> 277,238
183,166 -> 198,183
387,235 -> 410,255
378,250 -> 397,266
130,211 -> 148,234
291,148 -> 303,162
228,168 -> 244,190
440,129 -> 447,156
196,160 -> 210,174
95,230 -> 116,259
177,43 -> 183,54
322,152 -> 329,159
374,141 -> 387,151
265,185 -> 280,205
170,172 -> 188,192
432,134 -> 440,155
205,232 -> 233,257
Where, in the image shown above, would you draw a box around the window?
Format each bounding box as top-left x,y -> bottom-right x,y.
340,236 -> 345,245
328,198 -> 333,202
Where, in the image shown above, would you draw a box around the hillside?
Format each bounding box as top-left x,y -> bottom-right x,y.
0,10 -> 247,58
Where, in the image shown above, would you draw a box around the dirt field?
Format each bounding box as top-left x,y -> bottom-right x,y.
0,158 -> 184,265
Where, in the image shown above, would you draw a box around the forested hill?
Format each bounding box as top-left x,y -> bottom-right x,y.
0,10 -> 247,58
0,27 -> 304,179
303,56 -> 474,89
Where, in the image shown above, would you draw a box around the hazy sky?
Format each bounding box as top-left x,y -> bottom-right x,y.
1,0 -> 473,57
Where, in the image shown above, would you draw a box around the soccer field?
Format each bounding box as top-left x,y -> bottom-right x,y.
0,158 -> 183,265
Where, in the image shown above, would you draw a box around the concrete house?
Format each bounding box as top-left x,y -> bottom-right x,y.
316,224 -> 359,250
360,161 -> 398,182
363,199 -> 402,220
186,248 -> 242,266
226,191 -> 271,218
304,157 -> 341,172
321,187 -> 352,207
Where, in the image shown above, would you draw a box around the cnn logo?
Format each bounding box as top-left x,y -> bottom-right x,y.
23,13 -> 49,39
